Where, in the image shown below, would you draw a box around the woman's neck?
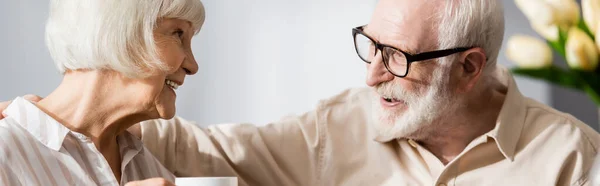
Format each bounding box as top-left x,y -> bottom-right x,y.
36,70 -> 152,152
36,70 -> 155,182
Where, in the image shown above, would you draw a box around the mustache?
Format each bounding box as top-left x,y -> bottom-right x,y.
374,82 -> 422,103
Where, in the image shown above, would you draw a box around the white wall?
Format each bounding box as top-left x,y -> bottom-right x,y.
180,0 -> 375,125
0,0 -> 557,127
0,1 -> 60,102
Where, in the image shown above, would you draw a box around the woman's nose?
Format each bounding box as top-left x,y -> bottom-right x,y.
182,48 -> 198,75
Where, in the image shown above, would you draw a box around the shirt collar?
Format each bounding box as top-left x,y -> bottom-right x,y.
2,97 -> 70,151
372,66 -> 527,161
484,67 -> 526,161
3,97 -> 147,154
118,131 -> 144,152
118,130 -> 145,168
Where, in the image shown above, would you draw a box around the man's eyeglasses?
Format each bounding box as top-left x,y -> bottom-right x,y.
352,26 -> 471,77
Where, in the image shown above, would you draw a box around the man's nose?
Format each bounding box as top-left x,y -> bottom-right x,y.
365,53 -> 394,87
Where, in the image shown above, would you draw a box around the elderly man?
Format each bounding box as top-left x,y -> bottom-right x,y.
2,0 -> 599,185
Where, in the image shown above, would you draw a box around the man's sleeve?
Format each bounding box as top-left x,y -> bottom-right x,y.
140,111 -> 324,186
558,118 -> 600,186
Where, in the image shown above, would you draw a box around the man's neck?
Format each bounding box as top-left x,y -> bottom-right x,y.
417,87 -> 506,165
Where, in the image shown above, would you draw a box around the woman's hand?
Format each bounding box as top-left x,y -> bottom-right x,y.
124,178 -> 175,186
0,95 -> 43,119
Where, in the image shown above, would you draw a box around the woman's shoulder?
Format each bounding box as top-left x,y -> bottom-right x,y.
0,117 -> 26,140
0,117 -> 31,160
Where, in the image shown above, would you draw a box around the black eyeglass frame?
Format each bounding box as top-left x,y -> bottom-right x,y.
352,26 -> 472,77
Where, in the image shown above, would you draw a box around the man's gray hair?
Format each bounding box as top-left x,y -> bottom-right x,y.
437,0 -> 505,75
45,0 -> 205,78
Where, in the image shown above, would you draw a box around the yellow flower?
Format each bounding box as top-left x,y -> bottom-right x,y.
506,35 -> 554,68
582,0 -> 600,35
566,27 -> 599,71
515,0 -> 580,41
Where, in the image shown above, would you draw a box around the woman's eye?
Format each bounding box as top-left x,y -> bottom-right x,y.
173,29 -> 184,38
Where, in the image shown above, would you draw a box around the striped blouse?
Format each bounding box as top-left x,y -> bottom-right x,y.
0,97 -> 175,186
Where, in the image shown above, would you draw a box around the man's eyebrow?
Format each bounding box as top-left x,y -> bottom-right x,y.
384,41 -> 418,55
363,25 -> 417,55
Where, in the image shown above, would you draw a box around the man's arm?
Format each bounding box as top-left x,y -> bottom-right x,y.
140,112 -> 323,186
1,96 -> 325,186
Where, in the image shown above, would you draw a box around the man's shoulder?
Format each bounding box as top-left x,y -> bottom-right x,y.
316,87 -> 373,111
303,87 -> 374,127
521,98 -> 600,153
310,88 -> 375,137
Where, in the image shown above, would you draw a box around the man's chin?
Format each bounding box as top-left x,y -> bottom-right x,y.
374,115 -> 420,140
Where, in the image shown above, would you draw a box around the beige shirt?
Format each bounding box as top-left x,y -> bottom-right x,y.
0,97 -> 175,186
141,67 -> 600,186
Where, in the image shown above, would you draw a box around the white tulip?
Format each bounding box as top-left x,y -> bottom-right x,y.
582,0 -> 600,35
506,35 -> 554,68
514,0 -> 555,25
531,23 -> 560,42
547,0 -> 580,27
566,27 -> 599,71
514,0 -> 580,41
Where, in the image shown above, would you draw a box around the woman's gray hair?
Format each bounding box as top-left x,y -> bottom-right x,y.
45,0 -> 205,78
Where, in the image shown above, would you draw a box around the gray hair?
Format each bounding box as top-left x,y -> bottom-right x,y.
45,0 -> 206,78
437,0 -> 505,75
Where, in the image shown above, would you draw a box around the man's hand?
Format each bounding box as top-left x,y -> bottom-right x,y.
0,95 -> 43,119
124,178 -> 175,186
0,101 -> 10,119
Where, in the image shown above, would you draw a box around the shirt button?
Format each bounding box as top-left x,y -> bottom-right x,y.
408,139 -> 418,148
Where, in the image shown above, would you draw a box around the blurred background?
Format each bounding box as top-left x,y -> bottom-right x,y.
0,0 -> 597,130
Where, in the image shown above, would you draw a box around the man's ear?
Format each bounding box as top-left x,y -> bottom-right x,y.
457,47 -> 486,92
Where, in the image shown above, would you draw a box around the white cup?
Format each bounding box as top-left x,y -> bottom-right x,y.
175,177 -> 238,186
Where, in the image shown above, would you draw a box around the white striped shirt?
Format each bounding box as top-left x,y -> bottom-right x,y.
0,97 -> 175,186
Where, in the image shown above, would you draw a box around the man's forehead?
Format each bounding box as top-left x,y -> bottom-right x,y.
365,0 -> 441,53
376,0 -> 438,17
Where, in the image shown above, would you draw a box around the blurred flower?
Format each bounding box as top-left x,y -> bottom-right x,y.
547,0 -> 580,27
597,26 -> 600,51
531,24 -> 560,42
506,35 -> 554,68
565,27 -> 599,71
582,0 -> 600,36
515,0 -> 580,41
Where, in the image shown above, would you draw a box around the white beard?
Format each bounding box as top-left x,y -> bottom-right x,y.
372,66 -> 460,140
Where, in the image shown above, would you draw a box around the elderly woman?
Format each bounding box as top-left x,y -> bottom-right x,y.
0,0 -> 204,185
